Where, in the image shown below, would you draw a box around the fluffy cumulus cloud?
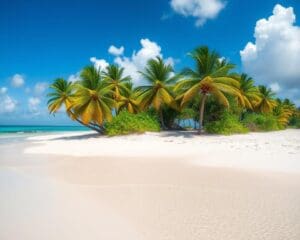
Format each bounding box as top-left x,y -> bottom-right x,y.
240,4 -> 300,105
108,45 -> 124,56
270,82 -> 281,93
11,74 -> 25,88
90,57 -> 109,71
0,87 -> 17,113
83,39 -> 175,85
34,82 -> 48,96
113,38 -> 175,85
28,97 -> 41,113
68,72 -> 81,82
170,0 -> 226,26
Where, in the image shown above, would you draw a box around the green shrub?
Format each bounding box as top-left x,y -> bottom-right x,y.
205,112 -> 248,135
288,119 -> 300,129
203,95 -> 243,123
242,113 -> 280,131
289,112 -> 300,128
105,111 -> 160,136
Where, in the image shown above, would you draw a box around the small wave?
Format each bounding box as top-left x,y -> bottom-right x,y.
0,130 -> 40,134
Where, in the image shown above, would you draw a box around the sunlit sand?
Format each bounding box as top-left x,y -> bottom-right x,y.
1,129 -> 300,240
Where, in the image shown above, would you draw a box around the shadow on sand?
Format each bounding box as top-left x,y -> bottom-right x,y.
159,131 -> 198,138
159,130 -> 220,138
48,130 -> 218,141
49,133 -> 103,141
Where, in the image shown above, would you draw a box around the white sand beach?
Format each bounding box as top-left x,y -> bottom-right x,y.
1,129 -> 300,240
26,129 -> 300,172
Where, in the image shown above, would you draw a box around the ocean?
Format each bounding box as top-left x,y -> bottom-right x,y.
0,125 -> 91,144
0,125 -> 90,134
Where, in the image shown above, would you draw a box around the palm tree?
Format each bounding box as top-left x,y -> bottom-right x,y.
47,78 -> 74,115
137,57 -> 177,129
175,46 -> 241,133
283,98 -> 296,110
237,74 -> 261,110
255,86 -> 277,113
274,98 -> 295,127
47,77 -> 102,132
71,66 -> 115,133
116,83 -> 140,114
102,64 -> 131,101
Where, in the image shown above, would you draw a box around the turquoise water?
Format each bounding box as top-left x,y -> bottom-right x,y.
0,125 -> 90,134
0,125 -> 91,144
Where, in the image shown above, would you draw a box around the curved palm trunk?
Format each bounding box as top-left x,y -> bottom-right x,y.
75,118 -> 105,134
198,94 -> 207,134
68,110 -> 105,134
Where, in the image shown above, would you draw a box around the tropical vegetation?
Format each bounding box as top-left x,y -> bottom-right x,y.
105,110 -> 160,136
175,47 -> 241,133
137,57 -> 177,129
47,45 -> 299,135
205,111 -> 248,135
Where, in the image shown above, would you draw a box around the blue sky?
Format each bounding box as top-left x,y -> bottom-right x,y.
0,0 -> 299,125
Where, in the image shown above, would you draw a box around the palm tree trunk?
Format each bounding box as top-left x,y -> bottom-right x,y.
68,110 -> 105,134
75,118 -> 104,134
159,108 -> 166,130
198,94 -> 207,134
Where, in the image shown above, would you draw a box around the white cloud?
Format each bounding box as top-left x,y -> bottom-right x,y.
270,82 -> 281,93
11,74 -> 25,88
0,89 -> 17,113
0,96 -> 17,113
165,57 -> 176,67
170,0 -> 226,26
240,4 -> 300,104
87,39 -> 175,85
34,82 -> 48,96
90,57 -> 109,71
113,38 -> 175,85
114,56 -> 140,83
28,97 -> 41,113
68,72 -> 81,82
108,45 -> 124,56
218,57 -> 226,63
0,87 -> 7,94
